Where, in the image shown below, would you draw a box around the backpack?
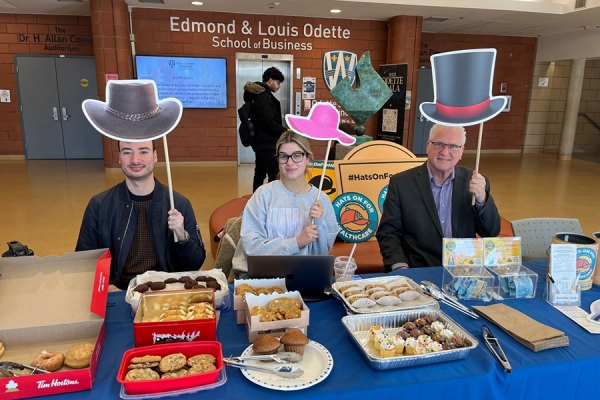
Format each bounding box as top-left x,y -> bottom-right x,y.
237,101 -> 255,147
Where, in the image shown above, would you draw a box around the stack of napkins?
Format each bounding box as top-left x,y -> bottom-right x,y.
473,303 -> 569,352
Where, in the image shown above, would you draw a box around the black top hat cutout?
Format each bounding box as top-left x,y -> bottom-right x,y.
419,49 -> 507,126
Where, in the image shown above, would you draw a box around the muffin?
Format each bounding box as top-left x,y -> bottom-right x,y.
252,335 -> 281,360
279,329 -> 309,356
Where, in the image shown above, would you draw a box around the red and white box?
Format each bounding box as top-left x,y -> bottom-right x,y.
117,341 -> 223,396
0,249 -> 110,399
133,288 -> 216,347
233,278 -> 287,324
244,291 -> 309,343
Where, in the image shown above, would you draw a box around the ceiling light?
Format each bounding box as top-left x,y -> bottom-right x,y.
191,1 -> 203,5
330,9 -> 341,13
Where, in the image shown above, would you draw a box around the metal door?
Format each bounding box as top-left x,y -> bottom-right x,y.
15,56 -> 102,159
412,67 -> 434,155
55,57 -> 102,158
235,53 -> 294,164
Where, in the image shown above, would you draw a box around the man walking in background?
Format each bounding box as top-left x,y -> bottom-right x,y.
243,67 -> 287,192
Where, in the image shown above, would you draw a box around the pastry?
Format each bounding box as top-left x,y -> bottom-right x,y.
252,335 -> 281,358
65,343 -> 95,369
125,368 -> 160,381
31,352 -> 65,372
280,328 -> 309,356
158,353 -> 187,373
380,339 -> 396,358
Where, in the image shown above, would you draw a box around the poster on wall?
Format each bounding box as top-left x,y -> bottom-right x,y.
302,77 -> 316,99
377,63 -> 407,144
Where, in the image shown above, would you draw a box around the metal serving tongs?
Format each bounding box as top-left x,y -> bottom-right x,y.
223,358 -> 304,379
226,352 -> 302,364
420,280 -> 479,319
0,361 -> 50,377
482,324 -> 512,373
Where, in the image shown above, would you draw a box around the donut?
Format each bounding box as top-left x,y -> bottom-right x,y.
65,343 -> 95,369
31,352 -> 65,372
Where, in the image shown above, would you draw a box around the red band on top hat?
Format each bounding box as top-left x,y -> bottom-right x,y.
436,98 -> 490,119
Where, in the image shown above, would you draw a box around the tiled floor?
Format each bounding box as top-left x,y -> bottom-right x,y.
1,152 -> 599,268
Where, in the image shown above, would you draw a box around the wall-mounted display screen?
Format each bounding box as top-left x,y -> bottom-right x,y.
135,55 -> 227,109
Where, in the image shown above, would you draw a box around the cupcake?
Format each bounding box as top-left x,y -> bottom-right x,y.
252,335 -> 281,360
380,339 -> 396,358
280,329 -> 309,356
393,334 -> 406,355
374,331 -> 388,351
369,325 -> 383,343
440,329 -> 455,340
428,341 -> 443,352
414,318 -> 427,328
431,321 -> 445,332
404,337 -> 418,355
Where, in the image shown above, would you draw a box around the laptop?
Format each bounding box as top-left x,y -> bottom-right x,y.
247,255 -> 334,301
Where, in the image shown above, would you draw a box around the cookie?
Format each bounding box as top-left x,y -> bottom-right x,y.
268,286 -> 284,294
164,278 -> 178,284
158,353 -> 187,373
133,283 -> 149,293
161,368 -> 189,379
195,276 -> 208,282
184,281 -> 196,290
189,363 -> 216,374
150,282 -> 166,291
178,276 -> 192,283
187,354 -> 216,367
128,362 -> 159,369
131,355 -> 162,363
125,368 -> 160,381
285,308 -> 302,319
206,277 -> 217,283
206,281 -> 221,291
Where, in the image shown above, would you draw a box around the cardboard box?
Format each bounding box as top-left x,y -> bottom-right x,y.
233,278 -> 287,325
244,291 -> 309,343
0,249 -> 110,399
133,288 -> 216,347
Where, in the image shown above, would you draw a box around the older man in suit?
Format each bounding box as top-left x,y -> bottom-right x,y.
376,124 -> 500,271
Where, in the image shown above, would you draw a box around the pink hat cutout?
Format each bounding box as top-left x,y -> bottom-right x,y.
285,103 -> 356,145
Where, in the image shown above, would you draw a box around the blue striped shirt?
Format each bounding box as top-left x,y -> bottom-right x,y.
427,163 -> 454,238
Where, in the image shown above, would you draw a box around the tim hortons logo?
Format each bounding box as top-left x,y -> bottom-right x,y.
36,378 -> 80,389
152,331 -> 201,344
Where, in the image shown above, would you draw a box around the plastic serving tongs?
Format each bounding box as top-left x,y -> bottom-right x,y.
482,324 -> 512,373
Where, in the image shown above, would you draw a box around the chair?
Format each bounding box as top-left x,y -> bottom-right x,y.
510,218 -> 583,261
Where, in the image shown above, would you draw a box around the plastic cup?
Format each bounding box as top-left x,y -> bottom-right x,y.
334,256 -> 357,282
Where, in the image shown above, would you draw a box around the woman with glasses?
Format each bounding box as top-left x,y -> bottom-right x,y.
232,130 -> 339,277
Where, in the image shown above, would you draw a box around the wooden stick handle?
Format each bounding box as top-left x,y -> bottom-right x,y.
163,136 -> 178,242
312,140 -> 332,224
472,122 -> 484,206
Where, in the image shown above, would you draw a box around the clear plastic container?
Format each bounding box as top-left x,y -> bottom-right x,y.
442,266 -> 494,301
487,264 -> 538,299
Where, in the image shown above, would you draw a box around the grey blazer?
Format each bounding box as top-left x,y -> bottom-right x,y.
376,162 -> 501,271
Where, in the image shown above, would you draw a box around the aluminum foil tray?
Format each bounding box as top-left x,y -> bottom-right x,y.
341,307 -> 479,370
332,276 -> 437,314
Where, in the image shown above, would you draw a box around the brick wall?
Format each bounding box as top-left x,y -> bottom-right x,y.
131,8 -> 389,161
0,14 -> 93,156
420,33 -> 536,151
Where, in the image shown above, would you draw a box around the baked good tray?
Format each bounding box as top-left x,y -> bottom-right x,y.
332,276 -> 437,314
341,306 -> 479,370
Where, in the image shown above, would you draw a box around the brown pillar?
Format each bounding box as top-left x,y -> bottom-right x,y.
90,0 -> 133,168
386,16 -> 422,150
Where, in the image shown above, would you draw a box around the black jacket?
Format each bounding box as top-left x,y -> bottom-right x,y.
243,82 -> 286,151
75,179 -> 206,286
376,163 -> 501,271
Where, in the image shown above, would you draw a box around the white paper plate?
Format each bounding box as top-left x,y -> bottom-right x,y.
239,340 -> 333,391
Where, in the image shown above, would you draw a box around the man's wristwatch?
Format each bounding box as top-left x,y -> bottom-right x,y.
177,230 -> 190,244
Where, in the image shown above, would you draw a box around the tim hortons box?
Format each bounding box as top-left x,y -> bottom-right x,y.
0,249 -> 111,399
233,278 -> 287,324
133,288 -> 217,347
244,291 -> 309,343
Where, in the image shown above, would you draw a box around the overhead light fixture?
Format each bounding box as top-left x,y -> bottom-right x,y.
330,9 -> 341,13
191,1 -> 203,5
424,16 -> 450,22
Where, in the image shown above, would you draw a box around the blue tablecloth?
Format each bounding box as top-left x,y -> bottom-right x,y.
54,261 -> 600,400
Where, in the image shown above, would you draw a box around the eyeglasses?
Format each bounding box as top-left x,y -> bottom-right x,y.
277,152 -> 306,164
429,141 -> 463,151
